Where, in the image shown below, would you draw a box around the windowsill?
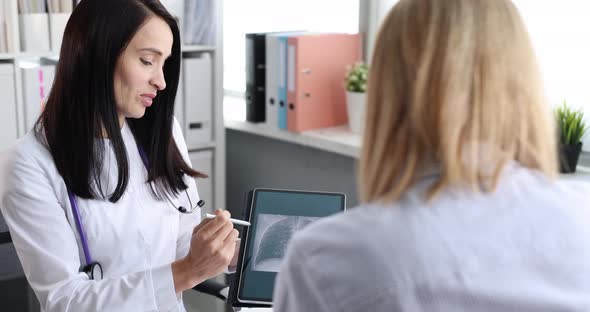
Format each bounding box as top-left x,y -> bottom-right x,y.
223,94 -> 361,158
223,97 -> 590,167
578,151 -> 590,168
563,152 -> 590,180
224,119 -> 362,158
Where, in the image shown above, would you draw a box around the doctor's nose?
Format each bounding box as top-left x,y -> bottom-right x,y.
151,69 -> 166,91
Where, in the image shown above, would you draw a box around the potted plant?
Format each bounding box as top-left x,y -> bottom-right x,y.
344,62 -> 369,135
555,101 -> 588,173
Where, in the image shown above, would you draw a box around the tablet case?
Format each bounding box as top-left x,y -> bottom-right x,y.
227,190 -> 272,308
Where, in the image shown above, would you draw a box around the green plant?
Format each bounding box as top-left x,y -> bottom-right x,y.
555,100 -> 588,145
344,62 -> 369,93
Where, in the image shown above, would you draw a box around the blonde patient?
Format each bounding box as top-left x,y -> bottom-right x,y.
273,0 -> 590,311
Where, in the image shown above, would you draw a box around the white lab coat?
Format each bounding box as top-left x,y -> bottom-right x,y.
274,164 -> 590,311
1,118 -> 200,311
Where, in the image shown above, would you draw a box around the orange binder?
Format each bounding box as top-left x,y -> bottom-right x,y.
287,33 -> 362,132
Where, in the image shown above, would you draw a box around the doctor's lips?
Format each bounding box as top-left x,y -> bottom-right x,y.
140,93 -> 156,107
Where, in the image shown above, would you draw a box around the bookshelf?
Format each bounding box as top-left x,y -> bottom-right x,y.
181,44 -> 217,52
0,51 -> 59,60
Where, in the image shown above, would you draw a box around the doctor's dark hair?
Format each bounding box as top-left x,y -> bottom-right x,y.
35,0 -> 205,202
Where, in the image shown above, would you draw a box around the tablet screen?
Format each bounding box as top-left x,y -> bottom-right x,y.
237,189 -> 345,304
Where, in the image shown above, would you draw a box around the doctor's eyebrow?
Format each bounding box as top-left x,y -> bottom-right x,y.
137,47 -> 171,59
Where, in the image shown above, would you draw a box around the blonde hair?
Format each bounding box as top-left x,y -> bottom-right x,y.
360,0 -> 557,203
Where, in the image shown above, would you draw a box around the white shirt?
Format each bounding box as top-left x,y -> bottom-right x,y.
1,119 -> 200,311
274,164 -> 590,311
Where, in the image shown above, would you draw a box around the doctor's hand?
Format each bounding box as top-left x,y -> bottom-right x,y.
172,209 -> 238,293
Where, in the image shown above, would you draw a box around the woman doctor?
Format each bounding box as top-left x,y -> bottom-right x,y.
0,0 -> 237,311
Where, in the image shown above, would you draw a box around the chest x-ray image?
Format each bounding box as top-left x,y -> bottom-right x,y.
251,214 -> 318,272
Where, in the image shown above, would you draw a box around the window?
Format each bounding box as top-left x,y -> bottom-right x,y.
366,0 -> 398,61
375,1 -> 590,150
223,0 -> 360,120
512,1 -> 590,150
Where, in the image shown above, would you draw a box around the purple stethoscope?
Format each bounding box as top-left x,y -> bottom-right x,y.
67,144 -> 204,280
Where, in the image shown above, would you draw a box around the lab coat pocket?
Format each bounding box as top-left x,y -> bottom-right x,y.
74,196 -> 139,258
75,198 -> 116,240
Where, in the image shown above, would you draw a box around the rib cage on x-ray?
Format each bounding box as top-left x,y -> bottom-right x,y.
251,214 -> 318,272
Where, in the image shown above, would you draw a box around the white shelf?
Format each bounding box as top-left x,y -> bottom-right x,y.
0,51 -> 59,60
181,45 -> 216,52
187,141 -> 216,151
0,45 -> 214,60
224,119 -> 362,158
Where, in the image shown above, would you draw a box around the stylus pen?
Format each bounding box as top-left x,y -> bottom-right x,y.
204,213 -> 251,226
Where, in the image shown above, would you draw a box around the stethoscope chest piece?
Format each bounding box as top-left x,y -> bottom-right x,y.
84,262 -> 103,281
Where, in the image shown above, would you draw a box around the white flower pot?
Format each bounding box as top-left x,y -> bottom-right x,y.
346,91 -> 366,135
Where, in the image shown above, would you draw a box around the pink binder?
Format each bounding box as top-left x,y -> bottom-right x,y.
287,33 -> 362,132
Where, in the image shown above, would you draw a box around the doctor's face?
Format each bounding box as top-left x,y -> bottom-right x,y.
113,16 -> 173,126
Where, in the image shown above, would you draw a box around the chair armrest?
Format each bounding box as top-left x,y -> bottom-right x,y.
192,279 -> 229,301
0,231 -> 11,244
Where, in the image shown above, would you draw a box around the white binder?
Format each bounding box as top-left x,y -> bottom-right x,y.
48,12 -> 70,52
183,54 -> 212,149
19,13 -> 51,52
3,0 -> 20,53
20,61 -> 56,130
0,64 -> 18,150
265,34 -> 280,129
183,0 -> 216,45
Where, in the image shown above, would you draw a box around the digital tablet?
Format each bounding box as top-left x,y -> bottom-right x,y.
235,188 -> 346,305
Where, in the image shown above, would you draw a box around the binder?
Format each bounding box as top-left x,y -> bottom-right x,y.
0,4 -> 7,53
265,32 -> 304,129
4,0 -> 21,53
20,60 -> 56,130
48,12 -> 70,51
183,0 -> 215,45
287,33 -> 362,132
19,13 -> 51,52
275,32 -> 307,129
245,33 -> 266,123
47,0 -> 73,51
183,54 -> 212,148
277,35 -> 289,129
0,64 -> 18,150
264,34 -> 280,129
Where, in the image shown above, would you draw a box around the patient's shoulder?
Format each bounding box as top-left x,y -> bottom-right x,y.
289,204 -> 390,256
284,204 -> 402,310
